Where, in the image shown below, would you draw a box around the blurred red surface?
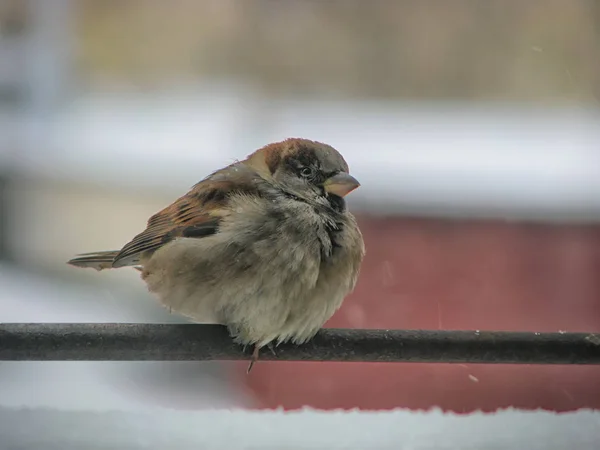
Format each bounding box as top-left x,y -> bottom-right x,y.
238,216 -> 600,412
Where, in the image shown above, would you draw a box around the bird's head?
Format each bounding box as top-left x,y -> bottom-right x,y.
245,138 -> 360,210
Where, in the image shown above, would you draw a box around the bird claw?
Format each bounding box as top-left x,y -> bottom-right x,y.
246,345 -> 260,374
246,342 -> 277,373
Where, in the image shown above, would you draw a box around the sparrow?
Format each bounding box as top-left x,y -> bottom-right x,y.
68,138 -> 365,371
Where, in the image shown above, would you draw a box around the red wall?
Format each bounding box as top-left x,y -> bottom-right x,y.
238,216 -> 600,412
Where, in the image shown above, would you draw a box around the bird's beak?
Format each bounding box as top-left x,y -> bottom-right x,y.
323,172 -> 360,197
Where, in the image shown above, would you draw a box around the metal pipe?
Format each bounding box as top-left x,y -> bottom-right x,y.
1,323 -> 599,364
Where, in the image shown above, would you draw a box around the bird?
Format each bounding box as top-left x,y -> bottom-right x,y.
68,138 -> 365,372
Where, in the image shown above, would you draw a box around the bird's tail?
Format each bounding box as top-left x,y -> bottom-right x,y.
67,250 -> 120,271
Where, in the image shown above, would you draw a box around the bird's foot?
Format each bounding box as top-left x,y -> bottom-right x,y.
247,345 -> 260,374
246,342 -> 277,373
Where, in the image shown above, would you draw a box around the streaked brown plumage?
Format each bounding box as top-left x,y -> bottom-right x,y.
68,138 -> 365,371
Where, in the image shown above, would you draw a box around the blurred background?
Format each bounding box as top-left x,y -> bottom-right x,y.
0,0 -> 599,412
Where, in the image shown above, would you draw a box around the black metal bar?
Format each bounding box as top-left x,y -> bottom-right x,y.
1,324 -> 599,364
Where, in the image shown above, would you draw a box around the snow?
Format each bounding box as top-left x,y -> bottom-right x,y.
0,406 -> 598,449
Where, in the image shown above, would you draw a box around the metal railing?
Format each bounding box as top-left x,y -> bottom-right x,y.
1,323 -> 599,364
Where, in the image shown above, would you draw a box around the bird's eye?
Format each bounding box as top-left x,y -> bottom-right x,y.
299,167 -> 314,178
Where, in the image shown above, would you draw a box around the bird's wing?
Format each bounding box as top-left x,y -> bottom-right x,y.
112,163 -> 260,267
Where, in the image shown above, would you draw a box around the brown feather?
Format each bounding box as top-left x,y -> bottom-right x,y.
111,163 -> 262,268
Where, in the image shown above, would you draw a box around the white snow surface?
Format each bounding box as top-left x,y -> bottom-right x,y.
0,406 -> 598,449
